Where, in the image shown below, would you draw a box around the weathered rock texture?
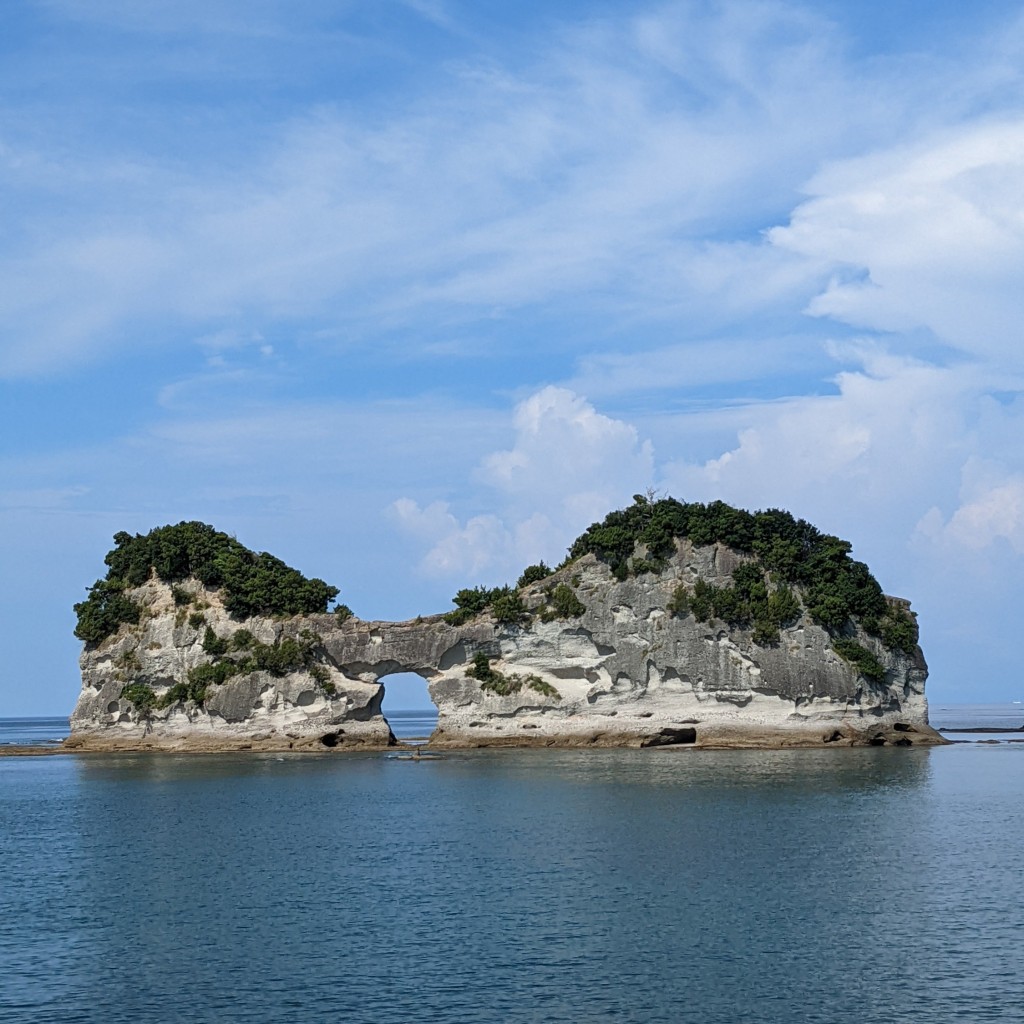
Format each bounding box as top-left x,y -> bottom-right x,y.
68,541 -> 941,751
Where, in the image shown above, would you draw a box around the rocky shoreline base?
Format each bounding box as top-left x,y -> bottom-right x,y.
3,718 -> 947,756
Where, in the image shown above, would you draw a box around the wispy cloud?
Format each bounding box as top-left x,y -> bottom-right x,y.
770,118 -> 1024,363
7,2 -> 1020,378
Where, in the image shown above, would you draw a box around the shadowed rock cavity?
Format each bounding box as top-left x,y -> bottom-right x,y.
641,727 -> 697,747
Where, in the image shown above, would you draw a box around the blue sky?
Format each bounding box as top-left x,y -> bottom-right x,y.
3,0 -> 1024,715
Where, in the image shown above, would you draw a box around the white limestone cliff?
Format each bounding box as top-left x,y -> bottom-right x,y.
68,539 -> 941,751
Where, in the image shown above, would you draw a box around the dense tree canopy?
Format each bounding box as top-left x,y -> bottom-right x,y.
74,522 -> 340,645
568,494 -> 918,656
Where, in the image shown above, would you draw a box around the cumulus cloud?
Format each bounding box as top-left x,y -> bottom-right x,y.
480,386 -> 655,513
917,460 -> 1024,555
661,349 -> 969,506
393,387 -> 654,579
390,500 -> 513,578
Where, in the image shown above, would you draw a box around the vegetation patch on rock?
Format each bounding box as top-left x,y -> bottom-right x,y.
177,629 -> 332,707
570,494 -> 918,657
466,652 -> 560,701
538,583 -> 586,622
75,522 -> 341,645
444,586 -> 526,626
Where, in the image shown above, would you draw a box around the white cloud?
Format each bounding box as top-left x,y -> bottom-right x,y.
390,500 -> 512,577
6,0 -> 1004,377
918,460 -> 1024,555
480,386 -> 655,508
394,387 -> 655,579
769,118 -> 1024,362
661,349 -> 970,507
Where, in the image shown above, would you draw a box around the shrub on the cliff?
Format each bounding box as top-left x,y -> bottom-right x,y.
466,652 -> 506,689
542,583 -> 585,620
831,637 -> 886,684
731,562 -> 767,602
250,636 -> 313,676
567,494 -> 759,576
751,586 -> 802,645
202,627 -> 229,657
526,677 -> 561,700
308,663 -> 335,695
73,581 -> 141,645
179,633 -> 323,705
466,652 -> 560,700
443,585 -> 509,625
767,585 -> 800,626
120,682 -> 156,714
878,605 -> 919,656
230,629 -> 254,650
446,585 -> 532,622
334,603 -> 353,622
188,660 -> 238,690
158,682 -> 191,708
215,548 -> 338,620
517,563 -> 553,588
667,584 -> 690,617
709,585 -> 750,625
490,588 -> 527,625
688,579 -> 714,622
680,564 -> 801,645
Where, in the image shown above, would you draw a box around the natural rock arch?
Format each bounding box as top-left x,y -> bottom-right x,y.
69,549 -> 941,751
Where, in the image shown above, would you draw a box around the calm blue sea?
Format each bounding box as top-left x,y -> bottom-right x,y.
2,706 -> 1023,1023
0,709 -> 439,746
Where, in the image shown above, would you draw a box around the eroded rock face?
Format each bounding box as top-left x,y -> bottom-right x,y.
68,542 -> 941,751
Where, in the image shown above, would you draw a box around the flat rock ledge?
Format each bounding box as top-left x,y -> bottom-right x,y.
69,545 -> 945,753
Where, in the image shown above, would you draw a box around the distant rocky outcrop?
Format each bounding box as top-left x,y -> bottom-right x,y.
67,501 -> 943,751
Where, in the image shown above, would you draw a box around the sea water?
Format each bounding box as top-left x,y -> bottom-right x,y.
2,709 -> 1023,1024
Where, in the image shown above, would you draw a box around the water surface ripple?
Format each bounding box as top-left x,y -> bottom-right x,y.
2,745 -> 1022,1023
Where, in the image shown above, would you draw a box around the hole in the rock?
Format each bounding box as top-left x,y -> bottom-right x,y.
320,731 -> 340,747
379,672 -> 438,744
641,727 -> 697,747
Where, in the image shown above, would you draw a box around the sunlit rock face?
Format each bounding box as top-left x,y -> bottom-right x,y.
69,543 -> 940,752
426,544 -> 937,749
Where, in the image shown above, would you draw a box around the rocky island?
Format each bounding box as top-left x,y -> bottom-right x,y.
66,496 -> 942,751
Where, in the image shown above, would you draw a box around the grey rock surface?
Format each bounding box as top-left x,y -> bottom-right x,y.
69,542 -> 941,751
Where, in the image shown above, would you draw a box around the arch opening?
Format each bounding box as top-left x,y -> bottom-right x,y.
379,671 -> 438,745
